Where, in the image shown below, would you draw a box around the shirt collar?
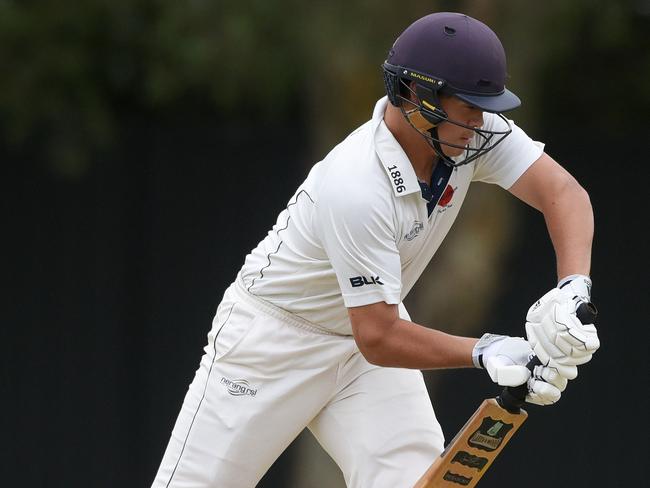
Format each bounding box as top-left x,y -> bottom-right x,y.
372,97 -> 421,197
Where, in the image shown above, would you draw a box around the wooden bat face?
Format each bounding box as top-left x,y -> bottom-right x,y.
414,399 -> 527,487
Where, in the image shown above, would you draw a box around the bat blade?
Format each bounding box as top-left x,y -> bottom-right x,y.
414,399 -> 527,488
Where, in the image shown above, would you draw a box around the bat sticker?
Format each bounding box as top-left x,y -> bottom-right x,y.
450,451 -> 489,471
442,471 -> 472,485
467,417 -> 513,452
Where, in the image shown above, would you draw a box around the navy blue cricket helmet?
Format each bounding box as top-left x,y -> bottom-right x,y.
383,13 -> 520,167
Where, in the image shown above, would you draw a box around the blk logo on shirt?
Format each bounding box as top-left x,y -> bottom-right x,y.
349,276 -> 384,287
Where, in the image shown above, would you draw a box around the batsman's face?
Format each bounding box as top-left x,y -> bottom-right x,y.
437,96 -> 484,157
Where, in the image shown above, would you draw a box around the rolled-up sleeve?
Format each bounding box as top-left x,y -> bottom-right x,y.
472,114 -> 545,189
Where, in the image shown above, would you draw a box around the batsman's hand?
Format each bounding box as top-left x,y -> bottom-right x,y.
525,276 -> 599,380
472,334 -> 566,406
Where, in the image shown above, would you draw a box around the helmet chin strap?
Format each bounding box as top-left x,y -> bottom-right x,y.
426,127 -> 462,168
402,105 -> 462,168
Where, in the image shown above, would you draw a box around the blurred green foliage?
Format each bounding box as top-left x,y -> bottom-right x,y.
0,0 -> 431,175
0,0 -> 647,177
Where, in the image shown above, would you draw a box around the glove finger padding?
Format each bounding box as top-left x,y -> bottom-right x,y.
527,338 -> 579,379
532,364 -> 568,392
548,301 -> 600,353
565,323 -> 600,352
544,358 -> 578,380
526,325 -> 590,367
526,378 -> 562,405
526,325 -> 566,360
485,357 -> 531,387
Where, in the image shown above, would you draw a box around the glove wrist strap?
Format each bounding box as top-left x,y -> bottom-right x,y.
472,333 -> 506,369
558,274 -> 592,302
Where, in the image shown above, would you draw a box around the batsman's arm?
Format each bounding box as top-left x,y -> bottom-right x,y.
348,301 -> 478,369
508,152 -> 593,279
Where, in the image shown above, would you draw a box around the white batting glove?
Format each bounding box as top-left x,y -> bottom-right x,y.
525,279 -> 599,379
558,274 -> 592,303
472,334 -> 566,406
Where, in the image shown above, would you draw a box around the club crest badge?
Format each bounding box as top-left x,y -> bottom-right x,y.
438,184 -> 455,207
467,417 -> 513,452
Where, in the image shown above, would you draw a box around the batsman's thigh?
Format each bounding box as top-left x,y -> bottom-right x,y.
309,357 -> 444,488
152,304 -> 272,488
152,296 -> 347,488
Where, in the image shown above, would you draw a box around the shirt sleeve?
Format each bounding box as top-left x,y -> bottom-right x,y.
472,113 -> 545,189
315,178 -> 402,308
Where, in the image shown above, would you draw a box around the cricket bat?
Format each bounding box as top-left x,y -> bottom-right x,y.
414,302 -> 597,488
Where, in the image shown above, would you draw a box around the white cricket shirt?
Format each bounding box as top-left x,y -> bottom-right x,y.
239,97 -> 544,335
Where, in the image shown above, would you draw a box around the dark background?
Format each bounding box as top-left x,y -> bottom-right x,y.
3,1 -> 648,487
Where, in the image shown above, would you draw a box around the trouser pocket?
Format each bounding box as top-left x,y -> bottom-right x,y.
208,296 -> 259,362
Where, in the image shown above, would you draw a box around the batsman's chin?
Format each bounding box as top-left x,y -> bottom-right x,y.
441,145 -> 467,158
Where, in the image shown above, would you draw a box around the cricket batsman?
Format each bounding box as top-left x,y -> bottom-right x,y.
152,12 -> 600,488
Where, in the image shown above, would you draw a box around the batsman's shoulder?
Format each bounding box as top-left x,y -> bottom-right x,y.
308,119 -> 394,220
318,169 -> 390,214
477,111 -> 514,141
318,167 -> 392,222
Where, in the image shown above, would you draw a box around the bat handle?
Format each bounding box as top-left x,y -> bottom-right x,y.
497,357 -> 540,414
496,301 -> 598,414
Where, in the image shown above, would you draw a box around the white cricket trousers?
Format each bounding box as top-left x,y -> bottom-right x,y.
152,278 -> 444,488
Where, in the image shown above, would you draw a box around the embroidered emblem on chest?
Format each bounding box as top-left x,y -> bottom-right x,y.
439,184 -> 455,207
405,220 -> 424,241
